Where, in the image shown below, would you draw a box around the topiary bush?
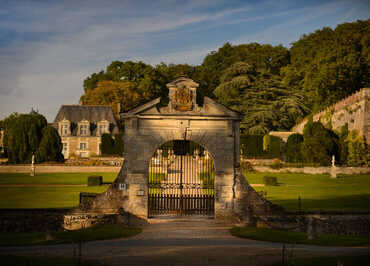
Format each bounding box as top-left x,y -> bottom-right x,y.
269,159 -> 283,169
285,133 -> 304,163
263,176 -> 278,186
240,135 -> 281,159
301,121 -> 339,166
87,175 -> 103,186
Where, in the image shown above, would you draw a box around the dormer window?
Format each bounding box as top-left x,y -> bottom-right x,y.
78,120 -> 90,136
97,120 -> 109,136
80,124 -> 88,135
59,118 -> 70,136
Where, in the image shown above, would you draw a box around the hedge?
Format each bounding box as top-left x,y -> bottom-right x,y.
240,135 -> 281,158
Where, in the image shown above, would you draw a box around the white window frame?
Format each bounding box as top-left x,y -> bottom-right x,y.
97,120 -> 110,136
58,119 -> 70,136
78,120 -> 90,136
79,142 -> 88,150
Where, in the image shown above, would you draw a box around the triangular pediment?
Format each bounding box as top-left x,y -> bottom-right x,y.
121,96 -> 241,119
121,77 -> 241,120
121,98 -> 161,117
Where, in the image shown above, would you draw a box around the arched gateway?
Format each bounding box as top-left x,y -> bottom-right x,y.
148,140 -> 215,217
64,77 -> 284,229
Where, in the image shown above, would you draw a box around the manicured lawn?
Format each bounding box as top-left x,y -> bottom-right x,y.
0,224 -> 141,246
0,172 -> 117,185
244,172 -> 370,211
0,186 -> 109,208
230,226 -> 370,246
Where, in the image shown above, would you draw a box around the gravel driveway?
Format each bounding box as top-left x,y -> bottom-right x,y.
1,218 -> 369,266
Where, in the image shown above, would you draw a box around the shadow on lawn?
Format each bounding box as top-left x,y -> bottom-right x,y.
270,194 -> 370,212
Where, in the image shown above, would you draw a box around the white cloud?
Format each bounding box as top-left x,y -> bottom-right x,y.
0,0 -> 368,122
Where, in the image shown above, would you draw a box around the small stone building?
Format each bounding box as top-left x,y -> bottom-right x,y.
53,105 -> 119,159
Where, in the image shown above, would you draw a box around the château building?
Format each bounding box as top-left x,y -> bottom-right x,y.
53,105 -> 119,159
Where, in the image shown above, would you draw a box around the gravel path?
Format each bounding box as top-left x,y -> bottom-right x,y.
1,218 -> 369,266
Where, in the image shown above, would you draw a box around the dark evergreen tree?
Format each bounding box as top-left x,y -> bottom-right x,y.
285,133 -> 304,163
301,121 -> 339,166
101,133 -> 115,155
114,133 -> 124,156
36,125 -> 64,162
5,112 -> 47,163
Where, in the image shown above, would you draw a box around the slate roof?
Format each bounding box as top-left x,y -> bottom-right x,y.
53,105 -> 119,136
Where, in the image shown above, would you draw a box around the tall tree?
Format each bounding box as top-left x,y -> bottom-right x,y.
282,19 -> 370,111
214,62 -> 309,134
36,125 -> 64,162
4,112 -> 48,163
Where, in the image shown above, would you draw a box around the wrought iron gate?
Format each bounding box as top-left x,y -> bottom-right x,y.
148,140 -> 214,217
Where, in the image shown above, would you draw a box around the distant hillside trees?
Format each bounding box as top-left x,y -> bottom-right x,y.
79,19 -> 369,133
1,112 -> 64,163
281,19 -> 369,111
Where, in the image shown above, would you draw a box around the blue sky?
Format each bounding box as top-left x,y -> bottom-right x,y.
0,0 -> 369,122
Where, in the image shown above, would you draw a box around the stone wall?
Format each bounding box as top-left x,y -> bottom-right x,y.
63,213 -> 121,230
252,166 -> 370,175
0,165 -> 120,173
0,209 -> 69,232
254,213 -> 370,237
293,88 -> 370,142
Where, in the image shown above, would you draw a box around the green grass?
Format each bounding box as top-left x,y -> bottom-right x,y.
230,226 -> 370,246
0,186 -> 109,208
0,255 -> 93,266
0,172 -> 117,185
245,172 -> 370,211
0,224 -> 141,247
286,255 -> 370,266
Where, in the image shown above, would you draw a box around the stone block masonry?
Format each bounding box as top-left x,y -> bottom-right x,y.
65,77 -> 286,228
293,88 -> 370,142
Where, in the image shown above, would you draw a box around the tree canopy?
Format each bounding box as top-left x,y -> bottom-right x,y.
79,19 -> 369,133
1,112 -> 63,163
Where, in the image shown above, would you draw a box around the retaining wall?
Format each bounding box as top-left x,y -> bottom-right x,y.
253,166 -> 369,175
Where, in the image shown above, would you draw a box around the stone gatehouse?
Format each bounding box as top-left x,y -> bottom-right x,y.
65,77 -> 282,229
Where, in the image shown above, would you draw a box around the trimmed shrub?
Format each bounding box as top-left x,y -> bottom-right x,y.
263,176 -> 278,186
269,159 -> 283,169
87,175 -> 103,186
241,135 -> 281,158
301,121 -> 339,166
285,133 -> 304,163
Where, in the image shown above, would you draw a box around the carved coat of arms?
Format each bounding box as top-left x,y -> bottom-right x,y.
174,85 -> 193,111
